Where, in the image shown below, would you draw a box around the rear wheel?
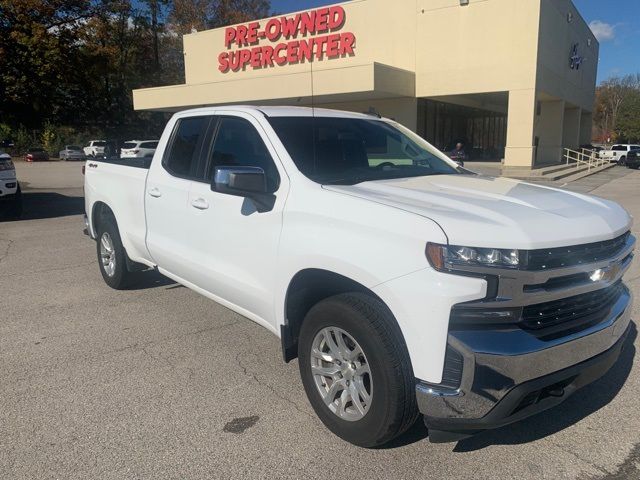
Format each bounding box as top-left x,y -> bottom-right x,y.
96,217 -> 132,289
298,293 -> 418,447
618,156 -> 627,166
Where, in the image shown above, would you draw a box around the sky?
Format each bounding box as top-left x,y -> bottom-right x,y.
271,0 -> 640,84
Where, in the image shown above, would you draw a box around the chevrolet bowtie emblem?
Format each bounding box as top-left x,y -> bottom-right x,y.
590,263 -> 622,283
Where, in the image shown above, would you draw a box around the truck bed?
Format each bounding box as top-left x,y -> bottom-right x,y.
92,156 -> 152,169
84,157 -> 151,264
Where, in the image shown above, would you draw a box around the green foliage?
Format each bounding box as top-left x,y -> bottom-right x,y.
41,121 -> 58,154
0,0 -> 271,140
594,74 -> 640,143
13,127 -> 34,155
616,90 -> 640,143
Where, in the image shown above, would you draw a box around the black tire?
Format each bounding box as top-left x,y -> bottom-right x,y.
96,217 -> 132,290
298,292 -> 418,448
618,156 -> 626,166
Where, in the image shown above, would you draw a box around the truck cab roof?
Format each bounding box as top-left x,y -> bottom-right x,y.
176,105 -> 385,120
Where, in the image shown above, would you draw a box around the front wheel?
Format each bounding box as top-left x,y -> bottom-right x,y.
298,293 -> 418,447
96,218 -> 133,289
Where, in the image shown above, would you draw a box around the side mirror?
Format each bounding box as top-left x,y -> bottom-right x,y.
212,166 -> 276,213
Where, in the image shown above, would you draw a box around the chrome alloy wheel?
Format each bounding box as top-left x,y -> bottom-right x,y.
99,232 -> 116,277
310,327 -> 373,422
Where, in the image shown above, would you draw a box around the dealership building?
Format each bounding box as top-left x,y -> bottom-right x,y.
133,0 -> 599,171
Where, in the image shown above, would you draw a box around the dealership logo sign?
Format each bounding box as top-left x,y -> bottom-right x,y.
218,6 -> 356,73
569,43 -> 584,70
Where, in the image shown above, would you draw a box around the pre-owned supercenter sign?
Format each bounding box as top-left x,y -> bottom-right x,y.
218,6 -> 356,73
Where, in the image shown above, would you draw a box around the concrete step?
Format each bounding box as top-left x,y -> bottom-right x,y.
504,161 -> 614,182
554,162 -> 616,183
506,162 -> 616,184
502,162 -> 579,177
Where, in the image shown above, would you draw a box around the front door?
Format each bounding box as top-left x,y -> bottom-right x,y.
184,113 -> 289,327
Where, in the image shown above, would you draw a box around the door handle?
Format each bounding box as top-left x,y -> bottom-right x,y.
191,198 -> 209,210
148,188 -> 162,198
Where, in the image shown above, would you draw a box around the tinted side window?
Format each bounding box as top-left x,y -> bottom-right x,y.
209,117 -> 280,191
612,145 -> 626,151
142,142 -> 159,149
164,117 -> 210,178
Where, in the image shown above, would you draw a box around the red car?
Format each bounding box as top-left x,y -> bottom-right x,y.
25,148 -> 49,162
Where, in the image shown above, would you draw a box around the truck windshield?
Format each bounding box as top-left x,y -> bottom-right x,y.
268,116 -> 460,185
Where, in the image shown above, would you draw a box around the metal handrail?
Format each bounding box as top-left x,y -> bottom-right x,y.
564,148 -> 608,172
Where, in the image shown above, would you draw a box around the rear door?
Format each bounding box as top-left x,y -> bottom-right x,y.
184,112 -> 289,326
145,115 -> 214,278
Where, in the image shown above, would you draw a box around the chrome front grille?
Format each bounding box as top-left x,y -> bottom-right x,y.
524,232 -> 631,270
521,281 -> 626,336
447,232 -> 634,339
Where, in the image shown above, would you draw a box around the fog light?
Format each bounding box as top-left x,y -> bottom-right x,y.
5,182 -> 16,188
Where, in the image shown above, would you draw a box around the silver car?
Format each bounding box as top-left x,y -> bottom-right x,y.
59,145 -> 86,161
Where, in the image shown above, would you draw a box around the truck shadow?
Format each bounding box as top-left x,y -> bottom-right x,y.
1,191 -> 85,221
452,322 -> 637,452
127,270 -> 179,290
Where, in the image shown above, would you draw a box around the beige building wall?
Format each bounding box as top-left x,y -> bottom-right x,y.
320,97 -> 418,131
132,0 -> 599,170
183,0 -> 417,87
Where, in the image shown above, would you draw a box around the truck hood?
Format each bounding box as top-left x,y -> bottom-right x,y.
324,174 -> 632,249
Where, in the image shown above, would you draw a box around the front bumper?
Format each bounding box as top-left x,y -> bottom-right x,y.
417,285 -> 633,442
0,178 -> 18,198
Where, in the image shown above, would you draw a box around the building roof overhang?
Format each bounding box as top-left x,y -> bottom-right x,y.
133,62 -> 415,112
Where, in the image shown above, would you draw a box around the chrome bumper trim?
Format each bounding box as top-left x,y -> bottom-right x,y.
417,287 -> 632,421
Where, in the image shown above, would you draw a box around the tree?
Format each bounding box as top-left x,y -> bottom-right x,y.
169,0 -> 270,34
593,74 -> 640,143
0,0 -> 271,147
616,89 -> 640,143
0,0 -> 96,126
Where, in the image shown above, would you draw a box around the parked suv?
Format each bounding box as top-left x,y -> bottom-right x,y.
0,153 -> 22,218
120,140 -> 159,159
625,148 -> 640,170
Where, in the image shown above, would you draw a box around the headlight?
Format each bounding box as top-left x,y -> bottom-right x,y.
426,243 -> 521,270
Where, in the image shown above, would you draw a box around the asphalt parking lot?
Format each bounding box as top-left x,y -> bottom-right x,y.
1,161 -> 639,479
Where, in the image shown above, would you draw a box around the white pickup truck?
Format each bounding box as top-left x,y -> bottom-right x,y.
83,140 -> 108,158
599,144 -> 640,164
84,106 -> 634,446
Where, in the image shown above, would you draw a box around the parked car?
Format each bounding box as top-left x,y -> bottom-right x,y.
83,140 -> 107,158
0,153 -> 22,218
120,140 -> 159,159
625,148 -> 640,170
25,148 -> 49,162
59,145 -> 86,161
84,106 -> 634,447
599,144 -> 640,165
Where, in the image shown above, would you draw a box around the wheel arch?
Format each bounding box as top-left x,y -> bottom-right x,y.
91,201 -> 116,237
281,268 -> 406,364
